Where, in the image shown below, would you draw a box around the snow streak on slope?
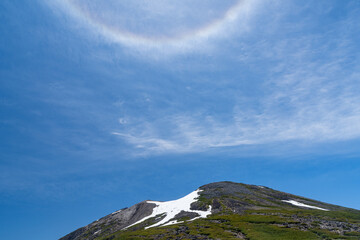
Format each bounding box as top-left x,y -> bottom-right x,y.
282,200 -> 329,211
125,189 -> 212,229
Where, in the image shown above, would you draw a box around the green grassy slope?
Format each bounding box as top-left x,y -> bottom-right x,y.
94,207 -> 360,239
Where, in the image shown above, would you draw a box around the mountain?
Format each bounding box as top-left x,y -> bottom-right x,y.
60,181 -> 360,240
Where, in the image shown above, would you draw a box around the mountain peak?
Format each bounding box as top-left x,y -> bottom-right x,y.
60,181 -> 360,240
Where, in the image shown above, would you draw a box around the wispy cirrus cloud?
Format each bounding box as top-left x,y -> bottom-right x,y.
111,1 -> 360,155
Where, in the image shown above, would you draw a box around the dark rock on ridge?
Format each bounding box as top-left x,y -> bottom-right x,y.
60,201 -> 156,240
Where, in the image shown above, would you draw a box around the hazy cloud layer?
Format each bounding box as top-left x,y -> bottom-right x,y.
45,0 -> 262,56
43,0 -> 360,155
110,1 -> 360,154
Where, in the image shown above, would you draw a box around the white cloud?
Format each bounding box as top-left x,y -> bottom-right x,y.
42,0 -> 360,155
111,2 -> 360,155
118,118 -> 127,125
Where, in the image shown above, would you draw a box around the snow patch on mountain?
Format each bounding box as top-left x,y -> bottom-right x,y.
282,200 -> 329,211
124,189 -> 211,229
111,209 -> 122,215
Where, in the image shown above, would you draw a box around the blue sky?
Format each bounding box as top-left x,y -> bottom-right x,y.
1,0 -> 360,239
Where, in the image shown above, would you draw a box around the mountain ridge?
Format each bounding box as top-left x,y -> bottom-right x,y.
60,181 -> 360,240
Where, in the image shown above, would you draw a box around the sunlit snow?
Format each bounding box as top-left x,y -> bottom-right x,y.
282,200 -> 329,211
124,189 -> 212,229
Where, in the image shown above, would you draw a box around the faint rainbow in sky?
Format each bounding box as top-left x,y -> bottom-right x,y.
49,0 -> 260,49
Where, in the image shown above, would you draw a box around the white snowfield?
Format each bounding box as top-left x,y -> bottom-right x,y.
282,200 -> 329,211
124,189 -> 212,229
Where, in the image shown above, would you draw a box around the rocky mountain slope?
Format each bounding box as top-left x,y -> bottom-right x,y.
60,181 -> 360,240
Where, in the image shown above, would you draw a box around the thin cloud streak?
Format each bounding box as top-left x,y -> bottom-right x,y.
112,2 -> 360,155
